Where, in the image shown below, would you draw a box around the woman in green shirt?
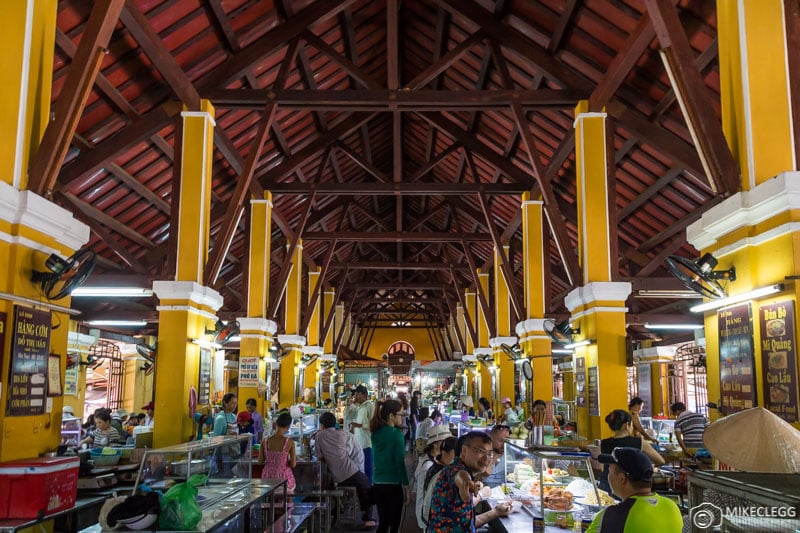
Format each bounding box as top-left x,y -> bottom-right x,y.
370,399 -> 411,533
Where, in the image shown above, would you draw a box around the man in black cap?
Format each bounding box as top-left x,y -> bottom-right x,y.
587,447 -> 682,532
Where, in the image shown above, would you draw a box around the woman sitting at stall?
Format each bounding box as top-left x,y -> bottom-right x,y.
80,411 -> 122,448
598,409 -> 664,495
413,425 -> 453,529
258,412 -> 296,492
628,397 -> 658,443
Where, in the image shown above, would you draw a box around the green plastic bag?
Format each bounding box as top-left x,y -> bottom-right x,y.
159,474 -> 207,530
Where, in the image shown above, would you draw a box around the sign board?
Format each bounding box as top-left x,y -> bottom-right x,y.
198,347 -> 212,405
6,306 -> 51,416
718,304 -> 757,413
238,356 -> 260,388
575,356 -> 586,408
587,366 -> 600,416
637,364 -> 652,417
759,300 -> 798,422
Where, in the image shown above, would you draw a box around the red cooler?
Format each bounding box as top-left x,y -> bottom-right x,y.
0,456 -> 79,519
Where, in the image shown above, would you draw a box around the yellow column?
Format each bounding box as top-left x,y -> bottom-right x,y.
278,241 -> 304,406
247,193 -> 272,318
151,100 -> 217,447
0,0 -> 56,189
718,0 -> 795,189
686,3 -> 799,428
477,271 -> 490,347
237,193 -> 276,419
517,195 -> 554,403
303,268 -> 321,390
0,2 -> 89,462
570,100 -> 631,440
323,289 -> 335,354
492,247 -> 516,409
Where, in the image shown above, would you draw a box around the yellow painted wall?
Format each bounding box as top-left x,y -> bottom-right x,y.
363,328 -> 437,362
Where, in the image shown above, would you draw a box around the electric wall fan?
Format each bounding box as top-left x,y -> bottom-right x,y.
543,319 -> 578,345
665,253 -> 735,299
136,343 -> 157,375
206,319 -> 240,345
31,248 -> 96,300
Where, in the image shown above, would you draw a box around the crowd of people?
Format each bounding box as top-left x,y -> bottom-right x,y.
67,401 -> 154,448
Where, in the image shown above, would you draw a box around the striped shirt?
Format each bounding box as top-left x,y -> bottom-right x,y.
674,411 -> 707,448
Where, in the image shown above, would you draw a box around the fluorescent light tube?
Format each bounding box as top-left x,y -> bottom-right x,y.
72,287 -> 153,297
86,320 -> 147,327
563,339 -> 593,349
551,348 -> 575,355
690,284 -> 784,313
644,324 -> 704,330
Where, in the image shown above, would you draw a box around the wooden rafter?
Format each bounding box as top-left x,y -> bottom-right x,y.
29,0 -> 125,196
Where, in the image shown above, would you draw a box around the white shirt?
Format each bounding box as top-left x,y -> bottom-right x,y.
353,400 -> 374,448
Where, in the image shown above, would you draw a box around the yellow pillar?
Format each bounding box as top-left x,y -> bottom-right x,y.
323,289 -> 335,354
278,240 -> 304,407
151,100 -> 217,447
570,100 -> 631,441
0,0 -> 56,189
0,1 -> 90,462
237,193 -> 275,418
517,195 -> 554,403
687,2 -> 799,427
303,268 -> 321,390
477,271 -> 490,347
718,0 -> 795,190
247,193 -> 273,318
492,247 -> 516,409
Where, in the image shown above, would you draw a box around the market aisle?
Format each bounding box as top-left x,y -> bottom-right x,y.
330,447 -> 422,532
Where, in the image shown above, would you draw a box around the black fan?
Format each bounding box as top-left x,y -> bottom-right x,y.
136,343 -> 156,362
500,343 -> 522,361
665,253 -> 735,299
205,319 -> 240,345
31,248 -> 96,300
543,319 -> 578,345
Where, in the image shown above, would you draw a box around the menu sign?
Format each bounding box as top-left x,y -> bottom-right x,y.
198,347 -> 212,405
6,307 -> 51,416
575,356 -> 586,408
718,304 -> 756,413
759,300 -> 798,422
637,364 -> 652,417
587,366 -> 600,416
238,356 -> 260,388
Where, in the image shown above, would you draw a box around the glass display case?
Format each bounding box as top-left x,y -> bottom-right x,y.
287,413 -> 318,439
60,415 -> 82,447
455,419 -> 490,437
133,435 -> 252,495
503,440 -> 613,531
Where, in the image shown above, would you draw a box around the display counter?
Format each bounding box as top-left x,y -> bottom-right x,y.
0,495 -> 106,533
80,478 -> 287,533
688,470 -> 800,533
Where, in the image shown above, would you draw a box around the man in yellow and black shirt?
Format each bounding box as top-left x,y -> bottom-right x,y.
587,447 -> 682,533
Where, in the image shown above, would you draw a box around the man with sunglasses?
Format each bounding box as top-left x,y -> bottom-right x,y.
587,447 -> 682,532
427,431 -> 512,532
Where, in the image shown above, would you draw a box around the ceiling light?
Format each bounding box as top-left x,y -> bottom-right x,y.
644,324 -> 704,330
86,320 -> 147,327
72,287 -> 153,297
563,339 -> 593,349
551,348 -> 574,355
690,284 -> 784,313
191,338 -> 222,350
637,290 -> 703,299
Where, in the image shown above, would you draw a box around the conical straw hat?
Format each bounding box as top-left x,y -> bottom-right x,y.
703,407 -> 800,473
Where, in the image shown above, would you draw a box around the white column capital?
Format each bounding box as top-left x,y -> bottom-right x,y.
489,336 -> 518,348
564,282 -> 631,313
277,334 -> 306,347
153,280 -> 224,311
236,317 -> 278,336
303,345 -> 324,356
474,348 -> 493,357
